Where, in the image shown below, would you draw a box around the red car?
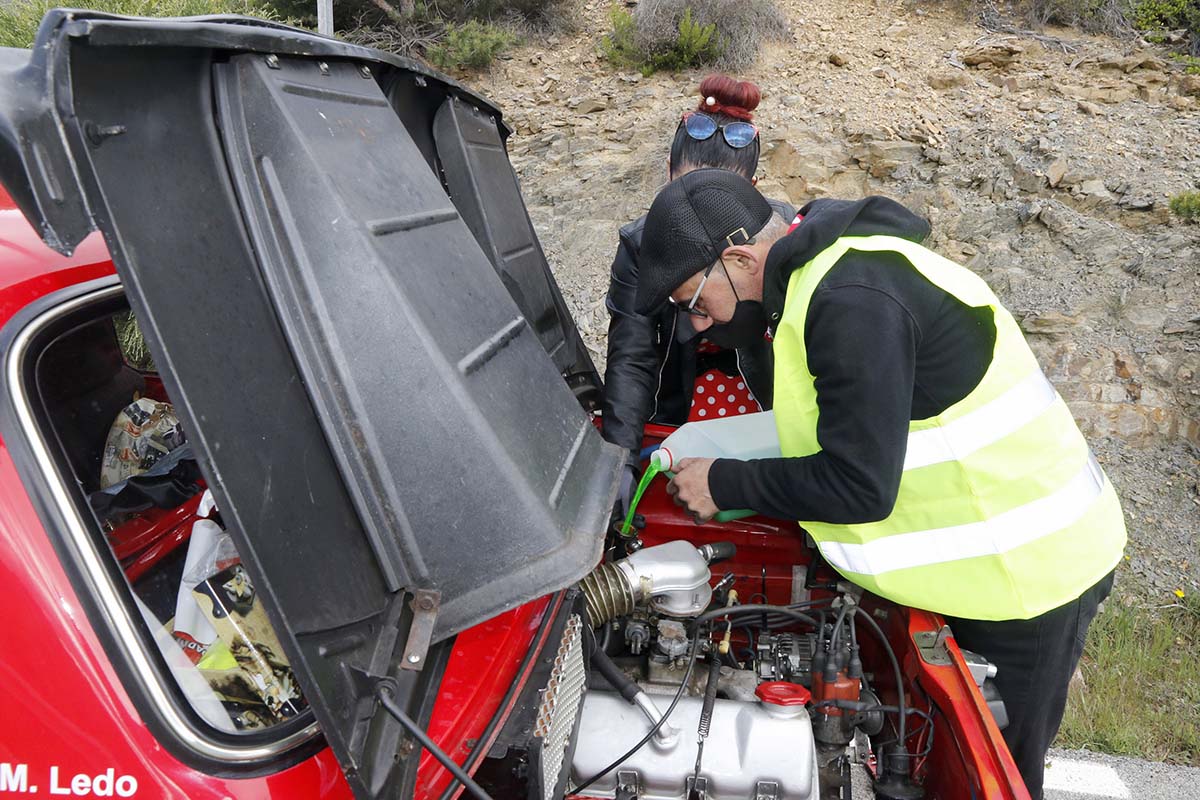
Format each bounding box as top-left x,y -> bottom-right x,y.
0,10 -> 1028,800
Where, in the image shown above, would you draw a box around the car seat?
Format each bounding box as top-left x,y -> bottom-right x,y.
37,317 -> 147,493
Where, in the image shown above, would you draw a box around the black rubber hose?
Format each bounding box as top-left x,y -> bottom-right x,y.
812,609 -> 828,677
695,603 -> 820,629
591,646 -> 641,704
376,683 -> 495,800
698,541 -> 737,564
829,603 -> 852,655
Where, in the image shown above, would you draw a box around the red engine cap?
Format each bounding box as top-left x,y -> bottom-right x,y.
755,681 -> 812,707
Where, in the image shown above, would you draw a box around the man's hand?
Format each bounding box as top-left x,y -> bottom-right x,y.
666,457 -> 719,523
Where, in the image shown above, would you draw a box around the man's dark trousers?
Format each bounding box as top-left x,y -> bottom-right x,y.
945,570 -> 1115,800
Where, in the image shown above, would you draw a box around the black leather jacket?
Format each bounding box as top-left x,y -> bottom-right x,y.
601,198 -> 796,456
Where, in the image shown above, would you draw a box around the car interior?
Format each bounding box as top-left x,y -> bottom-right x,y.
30,300 -> 308,737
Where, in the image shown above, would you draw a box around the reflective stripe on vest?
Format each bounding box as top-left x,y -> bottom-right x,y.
903,370 -> 1057,470
772,234 -> 1126,620
819,453 -> 1105,576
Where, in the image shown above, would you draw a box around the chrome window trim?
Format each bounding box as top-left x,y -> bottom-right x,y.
5,283 -> 321,763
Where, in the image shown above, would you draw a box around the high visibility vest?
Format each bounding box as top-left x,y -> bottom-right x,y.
772,235 -> 1125,620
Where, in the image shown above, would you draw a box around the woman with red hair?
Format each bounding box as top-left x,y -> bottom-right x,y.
601,75 -> 796,516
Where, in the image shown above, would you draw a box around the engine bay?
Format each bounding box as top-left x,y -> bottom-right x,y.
556,426 -> 1019,800
571,539 -> 916,800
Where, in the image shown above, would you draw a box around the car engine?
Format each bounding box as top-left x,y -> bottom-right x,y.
570,539 -> 913,800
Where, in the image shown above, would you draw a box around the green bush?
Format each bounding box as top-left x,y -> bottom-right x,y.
602,7 -> 721,75
1132,0 -> 1190,27
0,0 -> 280,49
426,19 -> 516,70
1169,191 -> 1200,221
1129,0 -> 1199,54
603,0 -> 788,75
656,9 -> 722,70
600,7 -> 642,68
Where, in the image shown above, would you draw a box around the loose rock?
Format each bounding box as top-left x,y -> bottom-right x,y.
928,70 -> 968,89
1178,75 -> 1200,97
1046,159 -> 1069,188
961,42 -> 1023,68
573,97 -> 608,113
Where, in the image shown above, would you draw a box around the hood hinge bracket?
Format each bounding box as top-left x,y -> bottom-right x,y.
912,624 -> 953,666
401,589 -> 441,671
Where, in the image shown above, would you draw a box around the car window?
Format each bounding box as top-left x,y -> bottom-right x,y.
32,305 -> 308,737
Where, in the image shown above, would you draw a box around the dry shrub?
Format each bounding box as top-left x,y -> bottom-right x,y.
633,0 -> 790,69
1018,0 -> 1136,34
974,0 -> 1198,51
340,15 -> 443,56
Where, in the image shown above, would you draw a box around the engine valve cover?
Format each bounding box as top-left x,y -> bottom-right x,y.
570,691 -> 820,800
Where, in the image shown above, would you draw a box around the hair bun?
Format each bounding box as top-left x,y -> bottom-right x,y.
696,74 -> 761,121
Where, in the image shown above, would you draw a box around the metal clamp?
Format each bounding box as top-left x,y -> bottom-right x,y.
615,769 -> 640,800
755,780 -> 781,800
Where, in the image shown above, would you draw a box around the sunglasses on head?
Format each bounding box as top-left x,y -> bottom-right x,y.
680,112 -> 759,149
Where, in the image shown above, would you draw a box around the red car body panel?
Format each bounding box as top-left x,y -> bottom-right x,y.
0,192 -> 526,800
414,595 -> 557,799
0,426 -> 354,799
0,187 -> 1026,799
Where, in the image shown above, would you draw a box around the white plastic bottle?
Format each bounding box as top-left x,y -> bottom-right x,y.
650,411 -> 782,472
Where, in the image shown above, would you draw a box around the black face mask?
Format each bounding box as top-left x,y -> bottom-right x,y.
702,266 -> 767,349
704,300 -> 768,349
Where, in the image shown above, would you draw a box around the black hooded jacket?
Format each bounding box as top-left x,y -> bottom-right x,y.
707,197 -> 998,523
601,198 -> 795,457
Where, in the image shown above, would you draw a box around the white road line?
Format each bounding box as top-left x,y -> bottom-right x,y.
1044,757 -> 1132,798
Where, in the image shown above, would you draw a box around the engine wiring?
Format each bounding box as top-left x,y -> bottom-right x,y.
852,606 -> 909,748
570,596 -> 933,797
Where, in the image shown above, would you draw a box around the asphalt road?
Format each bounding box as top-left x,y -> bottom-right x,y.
1043,748 -> 1200,800
848,748 -> 1200,799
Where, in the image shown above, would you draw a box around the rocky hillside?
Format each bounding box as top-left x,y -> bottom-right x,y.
468,0 -> 1200,601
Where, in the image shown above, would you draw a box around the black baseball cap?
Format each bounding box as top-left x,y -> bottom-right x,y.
634,168 -> 773,315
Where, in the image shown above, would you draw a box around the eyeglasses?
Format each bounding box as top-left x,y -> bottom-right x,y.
672,261 -> 719,319
680,112 -> 759,149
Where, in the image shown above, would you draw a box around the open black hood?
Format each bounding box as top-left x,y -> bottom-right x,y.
0,11 -> 622,797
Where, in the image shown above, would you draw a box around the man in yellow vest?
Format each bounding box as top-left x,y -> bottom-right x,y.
633,168 -> 1126,799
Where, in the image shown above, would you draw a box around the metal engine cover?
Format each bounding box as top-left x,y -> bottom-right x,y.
570,691 -> 820,800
